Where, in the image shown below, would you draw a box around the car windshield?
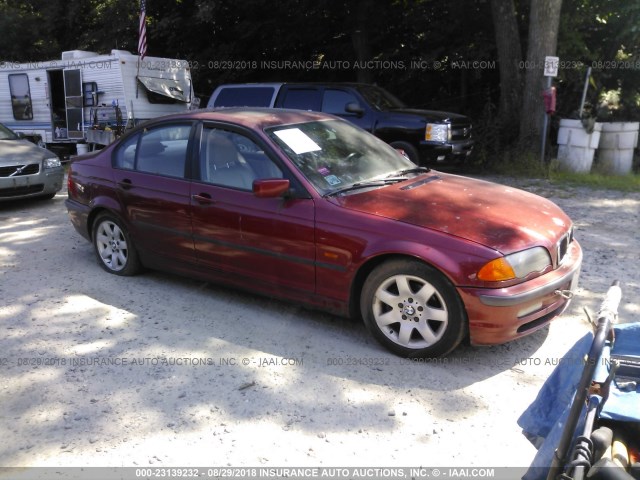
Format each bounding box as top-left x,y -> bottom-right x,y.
0,123 -> 18,141
266,119 -> 418,196
356,85 -> 406,111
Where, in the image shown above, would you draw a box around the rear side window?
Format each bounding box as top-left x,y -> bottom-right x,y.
114,124 -> 192,178
136,125 -> 191,177
280,88 -> 322,111
213,87 -> 275,107
114,134 -> 140,170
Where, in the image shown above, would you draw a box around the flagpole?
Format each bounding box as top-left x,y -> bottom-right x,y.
136,0 -> 147,99
136,57 -> 140,99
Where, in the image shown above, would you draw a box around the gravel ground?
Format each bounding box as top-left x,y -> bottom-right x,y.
0,175 -> 638,476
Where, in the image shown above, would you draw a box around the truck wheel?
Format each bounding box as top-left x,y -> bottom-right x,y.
360,259 -> 467,358
389,141 -> 420,165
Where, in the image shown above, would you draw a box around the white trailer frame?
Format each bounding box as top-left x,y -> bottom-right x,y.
0,49 -> 196,154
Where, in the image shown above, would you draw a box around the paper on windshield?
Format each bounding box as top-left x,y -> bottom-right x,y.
274,128 -> 321,154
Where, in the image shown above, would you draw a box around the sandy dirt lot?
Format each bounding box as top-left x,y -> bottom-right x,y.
0,175 -> 638,476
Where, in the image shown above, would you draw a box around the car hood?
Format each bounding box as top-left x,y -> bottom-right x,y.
333,173 -> 572,254
0,139 -> 54,165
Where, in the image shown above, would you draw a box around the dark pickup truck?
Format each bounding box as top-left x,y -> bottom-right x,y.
206,82 -> 474,165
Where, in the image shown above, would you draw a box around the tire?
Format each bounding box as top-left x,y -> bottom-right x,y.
38,193 -> 56,200
389,141 -> 420,165
360,259 -> 467,358
92,213 -> 141,276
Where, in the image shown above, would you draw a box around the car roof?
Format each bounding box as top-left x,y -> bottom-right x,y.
139,107 -> 335,131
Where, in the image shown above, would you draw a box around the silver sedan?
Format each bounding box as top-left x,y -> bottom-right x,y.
0,123 -> 64,201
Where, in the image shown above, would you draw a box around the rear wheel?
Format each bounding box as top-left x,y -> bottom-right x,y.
92,213 -> 140,276
360,259 -> 466,358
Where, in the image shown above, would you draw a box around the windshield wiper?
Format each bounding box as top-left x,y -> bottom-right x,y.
386,166 -> 430,178
324,178 -> 404,197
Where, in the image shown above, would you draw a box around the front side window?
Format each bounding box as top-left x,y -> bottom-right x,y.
322,90 -> 359,115
357,85 -> 405,111
199,128 -> 282,190
0,123 -> 19,140
8,74 -> 33,120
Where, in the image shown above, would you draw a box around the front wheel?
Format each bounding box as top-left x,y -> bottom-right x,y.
389,141 -> 420,165
360,259 -> 467,358
92,213 -> 141,276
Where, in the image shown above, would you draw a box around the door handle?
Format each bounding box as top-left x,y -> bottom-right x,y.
117,179 -> 133,190
192,193 -> 214,204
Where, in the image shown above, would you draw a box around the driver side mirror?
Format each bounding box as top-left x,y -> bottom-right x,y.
345,102 -> 364,117
252,178 -> 290,198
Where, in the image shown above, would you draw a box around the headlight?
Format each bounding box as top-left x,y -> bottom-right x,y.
44,157 -> 61,169
425,123 -> 450,142
477,247 -> 552,282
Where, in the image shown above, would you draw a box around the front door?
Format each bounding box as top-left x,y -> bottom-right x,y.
190,125 -> 316,298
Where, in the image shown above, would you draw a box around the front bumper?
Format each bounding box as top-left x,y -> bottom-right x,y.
458,240 -> 583,345
0,166 -> 64,201
419,138 -> 474,163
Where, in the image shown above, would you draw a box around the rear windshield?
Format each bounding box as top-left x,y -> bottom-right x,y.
213,87 -> 275,108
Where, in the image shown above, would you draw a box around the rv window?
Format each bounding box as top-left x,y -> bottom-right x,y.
8,74 -> 33,120
83,82 -> 99,107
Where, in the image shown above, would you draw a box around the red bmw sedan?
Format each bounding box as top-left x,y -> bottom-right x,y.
66,109 -> 582,358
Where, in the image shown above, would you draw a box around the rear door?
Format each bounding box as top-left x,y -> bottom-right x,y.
111,122 -> 196,265
190,124 -> 316,298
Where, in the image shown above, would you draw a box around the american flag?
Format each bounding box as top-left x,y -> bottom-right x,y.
138,0 -> 147,60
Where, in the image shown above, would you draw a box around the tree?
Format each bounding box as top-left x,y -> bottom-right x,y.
490,0 -> 523,140
351,0 -> 374,83
0,2 -> 48,60
557,0 -> 640,120
518,0 -> 563,152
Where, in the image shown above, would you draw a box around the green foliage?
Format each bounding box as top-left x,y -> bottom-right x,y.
557,0 -> 640,120
0,2 -> 48,59
480,150 -> 640,191
1,0 -> 638,165
482,149 -> 551,178
548,171 -> 640,192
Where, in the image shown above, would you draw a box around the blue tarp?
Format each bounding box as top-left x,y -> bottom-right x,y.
518,322 -> 640,480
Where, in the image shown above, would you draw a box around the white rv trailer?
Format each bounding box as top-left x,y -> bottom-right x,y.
0,49 -> 196,155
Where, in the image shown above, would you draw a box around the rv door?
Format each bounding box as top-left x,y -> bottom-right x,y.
63,69 -> 84,139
